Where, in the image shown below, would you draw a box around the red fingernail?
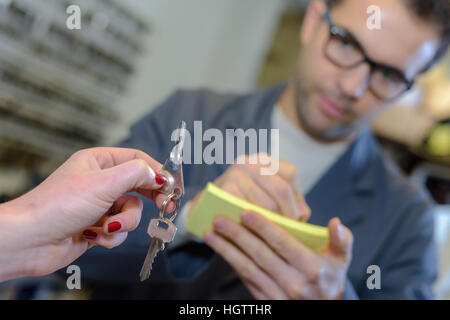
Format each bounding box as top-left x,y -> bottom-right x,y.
83,230 -> 97,240
108,221 -> 122,233
155,173 -> 167,185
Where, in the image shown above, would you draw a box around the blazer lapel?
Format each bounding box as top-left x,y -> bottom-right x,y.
306,128 -> 379,230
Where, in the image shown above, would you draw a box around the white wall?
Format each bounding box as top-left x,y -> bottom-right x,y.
107,0 -> 286,144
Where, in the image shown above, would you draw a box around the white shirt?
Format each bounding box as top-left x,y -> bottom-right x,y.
271,105 -> 349,194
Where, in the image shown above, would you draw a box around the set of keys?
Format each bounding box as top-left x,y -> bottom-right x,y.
139,121 -> 186,282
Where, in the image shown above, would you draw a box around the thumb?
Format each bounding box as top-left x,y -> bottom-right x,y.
277,159 -> 299,183
328,217 -> 353,259
94,159 -> 164,200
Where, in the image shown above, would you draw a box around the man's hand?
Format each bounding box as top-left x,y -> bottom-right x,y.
191,154 -> 311,221
0,147 -> 172,280
204,211 -> 353,300
189,153 -> 353,299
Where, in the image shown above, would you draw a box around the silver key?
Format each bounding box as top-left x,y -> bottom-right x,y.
139,121 -> 185,282
139,218 -> 177,281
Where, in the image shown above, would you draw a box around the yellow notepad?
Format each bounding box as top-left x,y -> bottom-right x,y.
186,183 -> 329,251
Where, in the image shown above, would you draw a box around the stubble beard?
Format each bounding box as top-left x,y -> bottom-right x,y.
292,69 -> 366,143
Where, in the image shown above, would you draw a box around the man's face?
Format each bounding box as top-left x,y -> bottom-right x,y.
295,0 -> 441,141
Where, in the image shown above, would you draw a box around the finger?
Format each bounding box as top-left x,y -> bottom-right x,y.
298,284 -> 322,300
90,147 -> 163,172
241,211 -> 318,278
243,154 -> 298,182
251,156 -> 310,220
245,282 -> 269,300
214,172 -> 247,200
204,231 -> 288,300
234,173 -> 278,212
135,189 -> 176,213
103,158 -> 165,190
235,155 -> 307,219
89,147 -> 175,211
328,218 -> 353,259
296,194 -> 311,222
82,227 -> 128,249
214,170 -> 247,200
276,159 -> 299,183
93,159 -> 166,204
251,172 -> 301,220
212,216 -> 303,298
291,183 -> 311,222
102,195 -> 143,234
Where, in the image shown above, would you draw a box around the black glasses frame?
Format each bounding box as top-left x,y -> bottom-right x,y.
323,10 -> 415,101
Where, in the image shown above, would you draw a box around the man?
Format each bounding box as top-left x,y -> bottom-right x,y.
76,0 -> 449,299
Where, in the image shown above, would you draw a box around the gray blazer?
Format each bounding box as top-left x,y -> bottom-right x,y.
75,84 -> 437,299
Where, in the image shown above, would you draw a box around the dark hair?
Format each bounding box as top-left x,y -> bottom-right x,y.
325,0 -> 450,71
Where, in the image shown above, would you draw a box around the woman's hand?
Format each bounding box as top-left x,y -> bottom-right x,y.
0,147 -> 172,281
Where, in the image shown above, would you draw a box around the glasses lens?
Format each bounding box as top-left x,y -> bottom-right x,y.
371,67 -> 408,99
325,33 -> 364,67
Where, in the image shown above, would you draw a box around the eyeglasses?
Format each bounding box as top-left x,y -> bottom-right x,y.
323,10 -> 414,101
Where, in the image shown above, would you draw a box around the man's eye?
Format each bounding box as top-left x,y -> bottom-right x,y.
382,69 -> 393,79
339,38 -> 356,49
381,69 -> 402,82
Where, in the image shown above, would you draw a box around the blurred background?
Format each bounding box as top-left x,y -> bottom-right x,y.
0,0 -> 449,299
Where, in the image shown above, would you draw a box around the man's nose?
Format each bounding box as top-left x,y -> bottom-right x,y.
337,63 -> 371,100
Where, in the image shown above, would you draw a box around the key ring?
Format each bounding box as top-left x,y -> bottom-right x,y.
159,191 -> 182,222
157,121 -> 186,223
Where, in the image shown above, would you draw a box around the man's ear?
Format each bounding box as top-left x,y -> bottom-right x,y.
300,0 -> 328,45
